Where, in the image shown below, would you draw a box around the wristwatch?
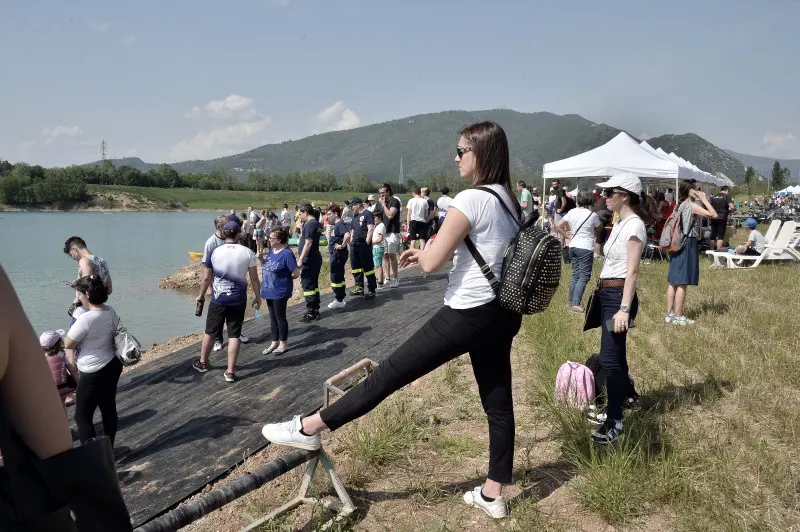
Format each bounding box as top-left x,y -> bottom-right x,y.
620,305 -> 631,312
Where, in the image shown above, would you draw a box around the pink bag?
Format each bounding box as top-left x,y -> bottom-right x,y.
555,361 -> 595,408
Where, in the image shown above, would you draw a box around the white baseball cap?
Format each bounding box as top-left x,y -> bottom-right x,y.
596,172 -> 642,196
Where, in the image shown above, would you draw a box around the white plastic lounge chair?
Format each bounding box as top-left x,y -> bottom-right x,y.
705,221 -> 800,269
763,219 -> 782,244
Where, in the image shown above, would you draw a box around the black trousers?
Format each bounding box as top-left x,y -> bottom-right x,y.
330,250 -> 348,302
74,357 -> 123,446
267,298 -> 289,341
301,253 -> 322,312
320,300 -> 522,484
598,286 -> 639,422
350,240 -> 377,293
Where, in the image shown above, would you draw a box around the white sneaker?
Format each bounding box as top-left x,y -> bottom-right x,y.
389,278 -> 399,289
240,335 -> 249,344
462,486 -> 507,519
212,341 -> 223,352
261,415 -> 321,451
672,316 -> 695,326
328,299 -> 346,309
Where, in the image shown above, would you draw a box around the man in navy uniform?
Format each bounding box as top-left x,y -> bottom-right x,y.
326,204 -> 350,310
348,197 -> 377,299
297,204 -> 323,322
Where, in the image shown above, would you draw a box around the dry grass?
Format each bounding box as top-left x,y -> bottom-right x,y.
179,244 -> 800,531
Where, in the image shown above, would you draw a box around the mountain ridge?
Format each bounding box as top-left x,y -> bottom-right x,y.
86,109 -> 757,184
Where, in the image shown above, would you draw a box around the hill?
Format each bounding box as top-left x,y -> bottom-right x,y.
170,109 -> 623,180
645,133 -> 749,183
81,109 -> 756,184
83,157 -> 158,173
725,150 -> 800,184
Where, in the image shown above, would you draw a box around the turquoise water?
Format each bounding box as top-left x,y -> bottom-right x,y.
1,211 -> 224,347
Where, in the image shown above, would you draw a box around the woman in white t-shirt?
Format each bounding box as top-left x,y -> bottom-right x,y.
436,187 -> 452,229
261,121 -> 522,519
557,190 -> 601,311
64,275 -> 123,447
588,172 -> 658,445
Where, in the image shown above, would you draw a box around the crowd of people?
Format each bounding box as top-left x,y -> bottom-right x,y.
8,120 -> 752,524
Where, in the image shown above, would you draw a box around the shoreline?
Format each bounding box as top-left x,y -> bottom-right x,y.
0,205 -> 220,213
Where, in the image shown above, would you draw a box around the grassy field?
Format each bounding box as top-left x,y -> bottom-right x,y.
182,230 -> 799,531
88,185 -> 410,211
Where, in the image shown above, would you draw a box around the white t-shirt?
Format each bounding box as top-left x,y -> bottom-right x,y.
206,243 -> 256,306
445,184 -> 519,309
436,195 -> 452,217
562,207 -> 600,251
407,197 -> 428,223
372,222 -> 386,249
600,215 -> 647,279
280,209 -> 291,227
747,230 -> 766,253
67,309 -> 116,373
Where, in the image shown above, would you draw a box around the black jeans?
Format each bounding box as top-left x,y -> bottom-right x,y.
267,298 -> 289,341
74,356 -> 123,446
320,300 -> 522,484
598,286 -> 638,422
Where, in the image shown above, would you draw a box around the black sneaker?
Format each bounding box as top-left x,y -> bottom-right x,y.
192,359 -> 209,373
224,371 -> 236,383
364,291 -> 376,300
624,395 -> 639,409
313,310 -> 322,320
350,286 -> 364,296
591,420 -> 623,445
300,312 -> 315,323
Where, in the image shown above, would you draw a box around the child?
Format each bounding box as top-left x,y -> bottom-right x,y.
39,330 -> 77,408
734,218 -> 765,256
371,210 -> 386,286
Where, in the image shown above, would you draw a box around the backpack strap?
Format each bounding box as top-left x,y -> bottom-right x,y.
462,186 -> 520,295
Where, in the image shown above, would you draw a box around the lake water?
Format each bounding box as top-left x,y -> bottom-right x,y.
1,212 -> 225,347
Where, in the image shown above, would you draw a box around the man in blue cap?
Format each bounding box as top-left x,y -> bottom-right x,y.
194,220 -> 260,383
297,204 -> 324,321
349,197 -> 377,299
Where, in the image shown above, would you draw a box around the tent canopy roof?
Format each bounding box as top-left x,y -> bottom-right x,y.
541,132 -> 722,185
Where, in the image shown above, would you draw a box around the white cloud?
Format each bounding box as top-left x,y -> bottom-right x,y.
169,118 -> 272,161
187,94 -> 259,120
43,125 -> 84,138
762,132 -> 800,158
87,20 -> 112,32
312,101 -> 361,134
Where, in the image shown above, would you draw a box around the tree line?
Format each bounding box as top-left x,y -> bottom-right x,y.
0,159 -> 473,206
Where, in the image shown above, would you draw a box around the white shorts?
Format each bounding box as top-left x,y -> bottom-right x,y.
385,232 -> 402,255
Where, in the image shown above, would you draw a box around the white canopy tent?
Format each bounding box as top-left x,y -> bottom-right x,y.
542,133 -> 718,218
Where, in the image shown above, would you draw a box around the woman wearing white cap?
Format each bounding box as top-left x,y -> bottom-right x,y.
590,172 -> 658,444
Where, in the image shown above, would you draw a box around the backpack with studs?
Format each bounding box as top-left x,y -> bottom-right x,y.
464,186 -> 562,314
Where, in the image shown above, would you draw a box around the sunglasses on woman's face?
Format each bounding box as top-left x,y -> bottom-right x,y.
602,188 -> 628,198
456,146 -> 473,158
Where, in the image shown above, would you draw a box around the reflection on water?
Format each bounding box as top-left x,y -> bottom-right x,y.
1,211 -> 224,347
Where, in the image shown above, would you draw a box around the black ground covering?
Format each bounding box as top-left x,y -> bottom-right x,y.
81,269 -> 447,527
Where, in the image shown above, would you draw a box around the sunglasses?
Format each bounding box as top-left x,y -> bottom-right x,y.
456,146 -> 473,158
602,188 -> 629,198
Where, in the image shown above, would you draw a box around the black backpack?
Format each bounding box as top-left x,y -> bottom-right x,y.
464,186 -> 562,314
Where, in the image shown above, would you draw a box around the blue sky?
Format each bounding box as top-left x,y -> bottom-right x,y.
2,0 -> 799,167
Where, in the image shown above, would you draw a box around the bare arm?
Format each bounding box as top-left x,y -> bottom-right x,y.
366,223 -> 374,244
291,267 -> 301,279
613,237 -> 643,333
197,266 -> 212,300
341,231 -> 351,247
556,217 -> 570,238
78,256 -> 93,277
248,266 -> 261,308
691,192 -> 718,218
0,267 -> 72,459
298,240 -> 312,264
401,207 -> 470,273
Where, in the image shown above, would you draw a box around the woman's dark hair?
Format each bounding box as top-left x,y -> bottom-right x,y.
626,191 -> 660,227
440,186 -> 450,196
459,121 -> 521,218
270,227 -> 289,244
373,209 -> 382,220
327,203 -> 342,217
655,191 -> 665,203
576,189 -> 593,208
74,275 -> 108,305
678,181 -> 692,203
